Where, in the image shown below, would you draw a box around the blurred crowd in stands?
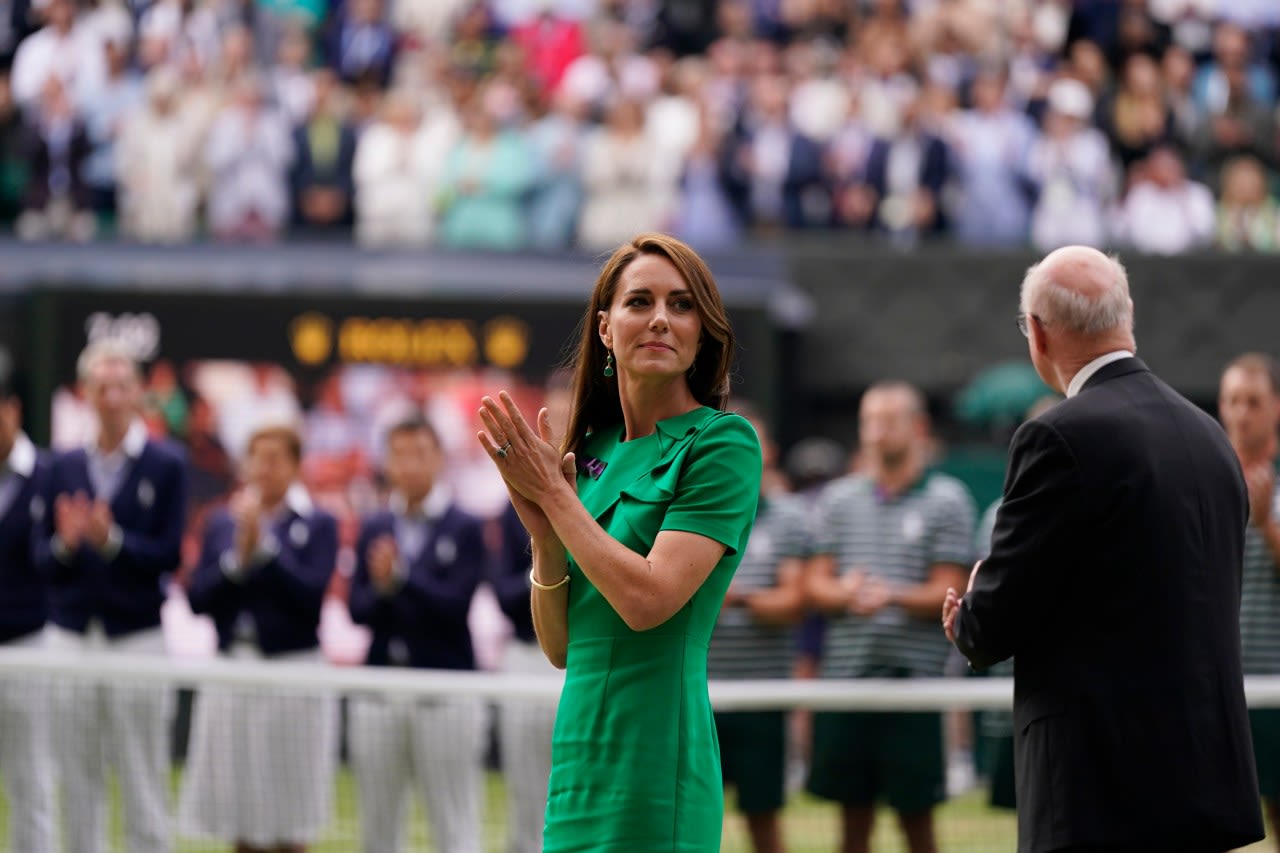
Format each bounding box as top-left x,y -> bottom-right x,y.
1,0 -> 1280,253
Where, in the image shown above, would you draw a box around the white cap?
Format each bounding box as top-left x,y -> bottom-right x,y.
1046,77 -> 1093,121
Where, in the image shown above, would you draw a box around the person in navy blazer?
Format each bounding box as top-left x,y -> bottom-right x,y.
855,92 -> 951,238
348,416 -> 488,853
290,69 -> 358,231
719,74 -> 830,231
0,374 -> 56,853
37,340 -> 187,853
178,423 -> 339,851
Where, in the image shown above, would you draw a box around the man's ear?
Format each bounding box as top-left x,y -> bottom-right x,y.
1030,316 -> 1050,358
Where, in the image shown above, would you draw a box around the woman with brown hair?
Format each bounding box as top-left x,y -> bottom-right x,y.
477,233 -> 762,852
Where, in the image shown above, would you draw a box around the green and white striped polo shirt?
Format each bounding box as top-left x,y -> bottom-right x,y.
813,471 -> 976,679
1240,483 -> 1280,675
707,493 -> 811,680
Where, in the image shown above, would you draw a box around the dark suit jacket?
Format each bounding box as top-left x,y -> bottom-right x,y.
954,357 -> 1263,853
719,123 -> 829,229
187,504 -> 338,656
21,117 -> 93,210
490,502 -> 534,644
348,504 -> 485,670
328,21 -> 396,88
289,119 -> 357,226
36,439 -> 187,636
0,444 -> 50,643
863,133 -> 950,233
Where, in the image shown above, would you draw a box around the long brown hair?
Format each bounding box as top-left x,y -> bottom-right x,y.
560,233 -> 735,456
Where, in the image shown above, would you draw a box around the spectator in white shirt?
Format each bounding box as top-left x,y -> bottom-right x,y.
10,0 -> 107,107
353,89 -> 437,247
1026,77 -> 1115,251
204,74 -> 295,241
1113,146 -> 1215,255
576,96 -> 662,249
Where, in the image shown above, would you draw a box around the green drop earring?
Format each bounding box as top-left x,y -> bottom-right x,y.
603,351 -> 614,378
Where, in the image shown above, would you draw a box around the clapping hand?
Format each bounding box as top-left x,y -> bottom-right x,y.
850,573 -> 892,616
85,500 -> 114,550
55,492 -> 91,550
842,569 -> 892,616
942,560 -> 982,644
1246,463 -> 1275,528
367,534 -> 400,593
942,588 -> 961,643
229,487 -> 263,565
477,391 -> 577,543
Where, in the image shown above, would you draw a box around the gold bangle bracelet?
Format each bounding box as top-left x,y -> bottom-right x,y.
529,567 -> 570,591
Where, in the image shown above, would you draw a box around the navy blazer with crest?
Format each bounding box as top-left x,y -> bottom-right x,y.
953,357 -> 1263,853
187,492 -> 338,656
348,498 -> 486,671
36,435 -> 188,637
0,436 -> 51,643
490,502 -> 535,644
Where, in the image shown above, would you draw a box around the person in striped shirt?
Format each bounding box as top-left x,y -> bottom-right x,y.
708,404 -> 810,853
1220,352 -> 1280,843
805,381 -> 976,853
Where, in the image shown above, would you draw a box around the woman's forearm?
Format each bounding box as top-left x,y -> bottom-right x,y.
530,537 -> 570,669
538,481 -> 715,633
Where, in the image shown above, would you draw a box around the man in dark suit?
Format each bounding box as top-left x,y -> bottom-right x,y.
719,74 -> 830,231
0,371 -> 55,853
347,416 -> 488,853
37,340 -> 187,853
290,69 -> 358,231
942,245 -> 1263,853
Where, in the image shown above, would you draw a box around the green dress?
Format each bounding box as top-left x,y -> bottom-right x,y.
542,407 -> 762,853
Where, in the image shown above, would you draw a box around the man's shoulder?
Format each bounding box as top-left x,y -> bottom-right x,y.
818,474 -> 872,504
203,506 -> 235,534
1030,370 -> 1235,472
141,437 -> 187,470
49,447 -> 88,480
921,471 -> 972,503
438,503 -> 484,535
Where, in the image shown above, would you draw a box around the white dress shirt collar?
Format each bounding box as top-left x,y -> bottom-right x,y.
88,419 -> 148,459
1066,350 -> 1135,398
389,484 -> 451,522
284,483 -> 314,518
5,432 -> 36,478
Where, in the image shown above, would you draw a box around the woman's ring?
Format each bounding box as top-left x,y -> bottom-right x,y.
497,441 -> 513,459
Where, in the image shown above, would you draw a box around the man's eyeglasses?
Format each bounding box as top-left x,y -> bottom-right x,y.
1016,312 -> 1040,338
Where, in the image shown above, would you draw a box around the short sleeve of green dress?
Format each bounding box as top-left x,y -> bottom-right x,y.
542,406 -> 763,853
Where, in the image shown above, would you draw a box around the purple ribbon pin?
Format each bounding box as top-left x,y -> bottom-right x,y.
580,456 -> 607,480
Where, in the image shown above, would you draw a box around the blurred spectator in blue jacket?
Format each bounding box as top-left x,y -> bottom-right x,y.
720,73 -> 829,232
857,84 -> 951,242
16,76 -> 94,241
946,67 -> 1034,248
330,0 -> 395,89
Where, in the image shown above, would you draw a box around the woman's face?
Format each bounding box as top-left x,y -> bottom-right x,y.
599,254 -> 703,384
